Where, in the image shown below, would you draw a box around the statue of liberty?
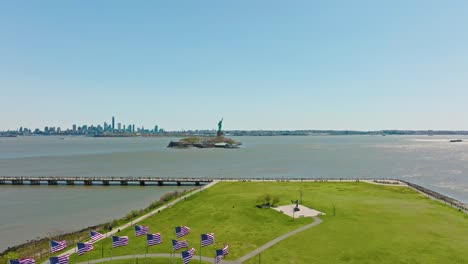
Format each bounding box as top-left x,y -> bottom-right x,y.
217,118 -> 223,137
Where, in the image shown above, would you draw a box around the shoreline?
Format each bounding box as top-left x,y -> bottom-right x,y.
0,185 -> 213,260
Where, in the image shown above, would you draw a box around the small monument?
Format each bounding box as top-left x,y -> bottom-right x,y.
217,118 -> 224,137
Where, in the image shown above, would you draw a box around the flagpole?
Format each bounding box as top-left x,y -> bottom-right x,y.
199,243 -> 202,264
110,245 -> 113,262
133,238 -> 136,264
101,240 -> 103,258
87,250 -> 90,264
144,244 -> 148,264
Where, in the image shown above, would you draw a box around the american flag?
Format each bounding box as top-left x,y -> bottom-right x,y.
222,244 -> 229,255
215,244 -> 229,264
175,226 -> 190,238
50,240 -> 67,253
90,231 -> 105,243
181,248 -> 195,264
112,236 -> 129,248
146,233 -> 162,246
134,225 -> 149,237
215,249 -> 224,264
49,254 -> 69,264
200,233 -> 214,247
77,242 -> 94,255
9,258 -> 35,264
172,239 -> 188,251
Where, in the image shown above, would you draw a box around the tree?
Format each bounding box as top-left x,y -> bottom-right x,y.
272,195 -> 280,206
263,194 -> 271,205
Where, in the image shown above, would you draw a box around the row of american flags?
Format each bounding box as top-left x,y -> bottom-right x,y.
13,226 -> 229,264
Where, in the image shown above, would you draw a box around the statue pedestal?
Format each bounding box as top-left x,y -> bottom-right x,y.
217,131 -> 224,137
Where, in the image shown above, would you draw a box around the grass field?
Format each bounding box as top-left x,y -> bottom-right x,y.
57,181 -> 467,264
77,257 -> 211,264
77,181 -> 312,263
243,182 -> 468,264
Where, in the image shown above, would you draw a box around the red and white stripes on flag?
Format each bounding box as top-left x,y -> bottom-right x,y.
175,226 -> 190,238
77,242 -> 94,255
200,233 -> 214,247
50,240 -> 66,253
146,233 -> 162,246
112,236 -> 129,248
90,231 -> 105,243
134,225 -> 149,237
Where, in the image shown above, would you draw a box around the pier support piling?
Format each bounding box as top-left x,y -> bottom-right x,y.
47,180 -> 58,185
12,180 -> 24,185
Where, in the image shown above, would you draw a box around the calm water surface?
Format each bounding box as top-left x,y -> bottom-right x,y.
1,135 -> 467,250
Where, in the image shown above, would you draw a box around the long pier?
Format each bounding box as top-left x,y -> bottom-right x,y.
0,176 -> 211,186
1,176 -> 467,213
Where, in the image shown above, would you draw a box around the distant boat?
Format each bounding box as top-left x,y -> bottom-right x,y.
450,139 -> 463,143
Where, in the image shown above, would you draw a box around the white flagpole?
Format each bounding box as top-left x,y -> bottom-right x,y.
133,240 -> 136,264
144,243 -> 148,264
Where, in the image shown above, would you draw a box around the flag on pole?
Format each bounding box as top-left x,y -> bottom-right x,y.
200,233 -> 214,247
215,244 -> 229,263
134,225 -> 149,237
172,240 -> 188,251
215,249 -> 224,264
175,226 -> 190,238
222,244 -> 229,255
112,236 -> 129,248
49,254 -> 69,264
146,233 -> 162,246
50,240 -> 67,253
90,231 -> 105,243
181,248 -> 195,264
77,242 -> 94,255
9,258 -> 35,264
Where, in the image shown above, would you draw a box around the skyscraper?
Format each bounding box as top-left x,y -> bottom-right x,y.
112,116 -> 115,131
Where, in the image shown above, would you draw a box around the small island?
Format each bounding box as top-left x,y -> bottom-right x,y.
167,119 -> 242,149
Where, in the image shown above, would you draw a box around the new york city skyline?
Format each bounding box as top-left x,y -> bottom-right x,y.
1,1 -> 468,131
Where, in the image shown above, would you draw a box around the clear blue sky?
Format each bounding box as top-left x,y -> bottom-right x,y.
1,1 -> 467,131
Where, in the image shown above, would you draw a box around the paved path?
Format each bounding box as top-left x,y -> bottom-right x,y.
42,181 -> 219,264
232,216 -> 322,264
75,216 -> 323,264
76,253 -> 234,264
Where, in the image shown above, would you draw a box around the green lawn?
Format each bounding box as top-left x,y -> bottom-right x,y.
61,182 -> 468,264
243,182 -> 468,264
81,182 -> 312,262
77,257 -> 211,264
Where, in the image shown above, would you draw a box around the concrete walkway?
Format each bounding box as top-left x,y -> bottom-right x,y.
42,181 -> 219,264
76,253 -> 233,264
75,216 -> 323,264
233,216 -> 322,264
